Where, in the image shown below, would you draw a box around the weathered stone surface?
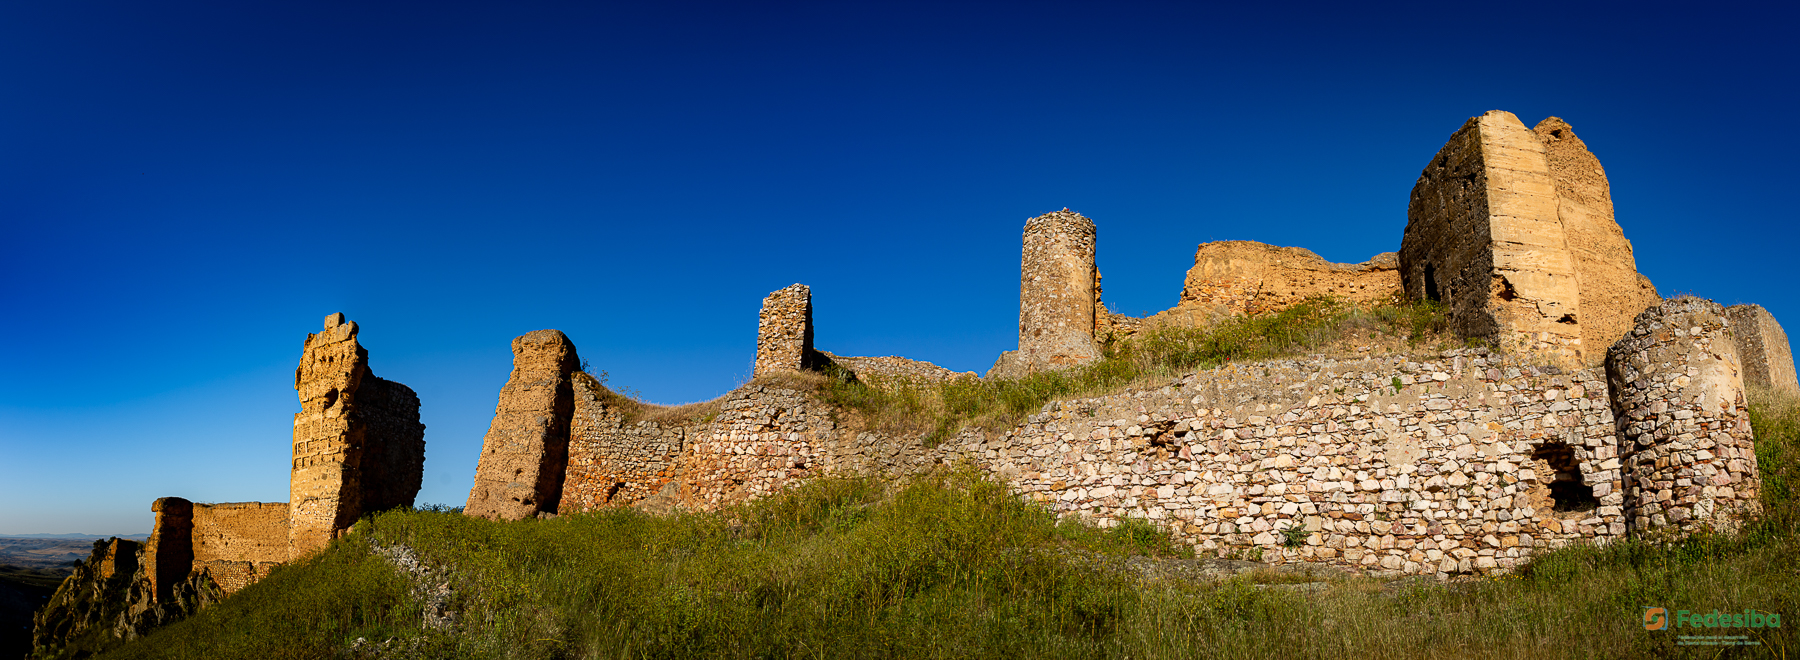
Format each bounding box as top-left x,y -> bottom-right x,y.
1608,298 -> 1760,535
465,329 -> 581,520
754,284 -> 821,377
30,537 -> 219,657
992,209 -> 1101,378
1402,111 -> 1659,366
144,497 -> 192,604
190,503 -> 289,595
559,371 -> 687,513
1726,304 -> 1799,393
290,313 -> 426,556
1147,241 -> 1399,329
1533,117 -> 1661,354
1402,110 -> 1584,362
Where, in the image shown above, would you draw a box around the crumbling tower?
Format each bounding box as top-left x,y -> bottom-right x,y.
1608,299 -> 1760,535
465,329 -> 581,520
753,284 -> 819,377
989,209 -> 1101,377
290,313 -> 425,556
1400,111 -> 1658,364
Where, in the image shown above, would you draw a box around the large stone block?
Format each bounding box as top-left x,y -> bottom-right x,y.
1402,111 -> 1658,365
1726,304 -> 1799,393
465,329 -> 580,520
289,313 -> 426,557
144,497 -> 192,604
1607,298 -> 1760,535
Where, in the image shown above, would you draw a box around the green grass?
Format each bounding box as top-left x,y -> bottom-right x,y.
817,296 -> 1449,442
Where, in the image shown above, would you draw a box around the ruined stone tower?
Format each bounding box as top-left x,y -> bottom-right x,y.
1725,304 -> 1799,393
1401,111 -> 1658,364
465,329 -> 581,520
753,284 -> 818,377
989,209 -> 1100,378
1608,299 -> 1760,534
290,313 -> 426,556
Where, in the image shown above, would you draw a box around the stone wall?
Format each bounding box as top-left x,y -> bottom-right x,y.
1146,241 -> 1400,330
144,497 -> 193,603
954,348 -> 1626,576
465,329 -> 581,520
991,209 -> 1101,378
190,503 -> 289,594
754,284 -> 819,377
1725,304 -> 1799,393
559,372 -> 687,512
289,313 -> 426,556
821,352 -> 973,391
1608,299 -> 1761,535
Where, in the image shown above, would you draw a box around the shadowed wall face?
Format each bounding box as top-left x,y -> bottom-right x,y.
465,329 -> 580,521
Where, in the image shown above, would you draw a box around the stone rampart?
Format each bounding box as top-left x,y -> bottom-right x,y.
821,353 -> 973,391
190,503 -> 289,594
144,497 -> 193,604
951,349 -> 1625,576
1725,304 -> 1799,393
559,372 -> 688,512
1608,299 -> 1761,535
1147,242 -> 1399,330
466,329 -> 580,520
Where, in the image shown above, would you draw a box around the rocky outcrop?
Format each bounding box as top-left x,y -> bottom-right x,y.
290,313 -> 426,557
30,539 -> 220,658
1145,241 -> 1399,330
465,329 -> 582,520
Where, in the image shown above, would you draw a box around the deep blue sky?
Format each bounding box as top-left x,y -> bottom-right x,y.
3,1 -> 1794,534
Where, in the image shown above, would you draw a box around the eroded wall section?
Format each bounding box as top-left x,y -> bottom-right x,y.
1148,241 -> 1399,330
190,503 -> 289,594
466,329 -> 580,520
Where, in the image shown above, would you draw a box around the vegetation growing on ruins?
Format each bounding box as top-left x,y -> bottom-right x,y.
96,398 -> 1798,659
815,296 -> 1449,442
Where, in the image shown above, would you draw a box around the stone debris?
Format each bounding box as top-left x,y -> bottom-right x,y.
465,329 -> 581,521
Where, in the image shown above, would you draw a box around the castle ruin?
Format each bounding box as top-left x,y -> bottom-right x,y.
464,329 -> 580,520
1726,304 -> 1799,393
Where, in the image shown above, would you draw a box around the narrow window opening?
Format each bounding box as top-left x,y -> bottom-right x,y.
1423,263 -> 1441,302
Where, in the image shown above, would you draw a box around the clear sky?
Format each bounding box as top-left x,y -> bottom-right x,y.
2,1 -> 1794,535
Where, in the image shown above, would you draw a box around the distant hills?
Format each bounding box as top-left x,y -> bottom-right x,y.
0,533 -> 149,541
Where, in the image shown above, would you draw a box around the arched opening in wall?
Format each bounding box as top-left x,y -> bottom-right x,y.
1531,442 -> 1597,513
1423,263 -> 1440,303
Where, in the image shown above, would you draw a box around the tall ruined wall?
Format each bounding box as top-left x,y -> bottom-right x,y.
290,313 -> 425,557
1725,304 -> 1799,393
1534,117 -> 1661,353
1147,241 -> 1399,330
991,210 -> 1100,378
144,497 -> 193,603
754,284 -> 818,377
1608,299 -> 1760,535
190,503 -> 289,594
1401,110 -> 1584,362
466,329 -> 580,520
